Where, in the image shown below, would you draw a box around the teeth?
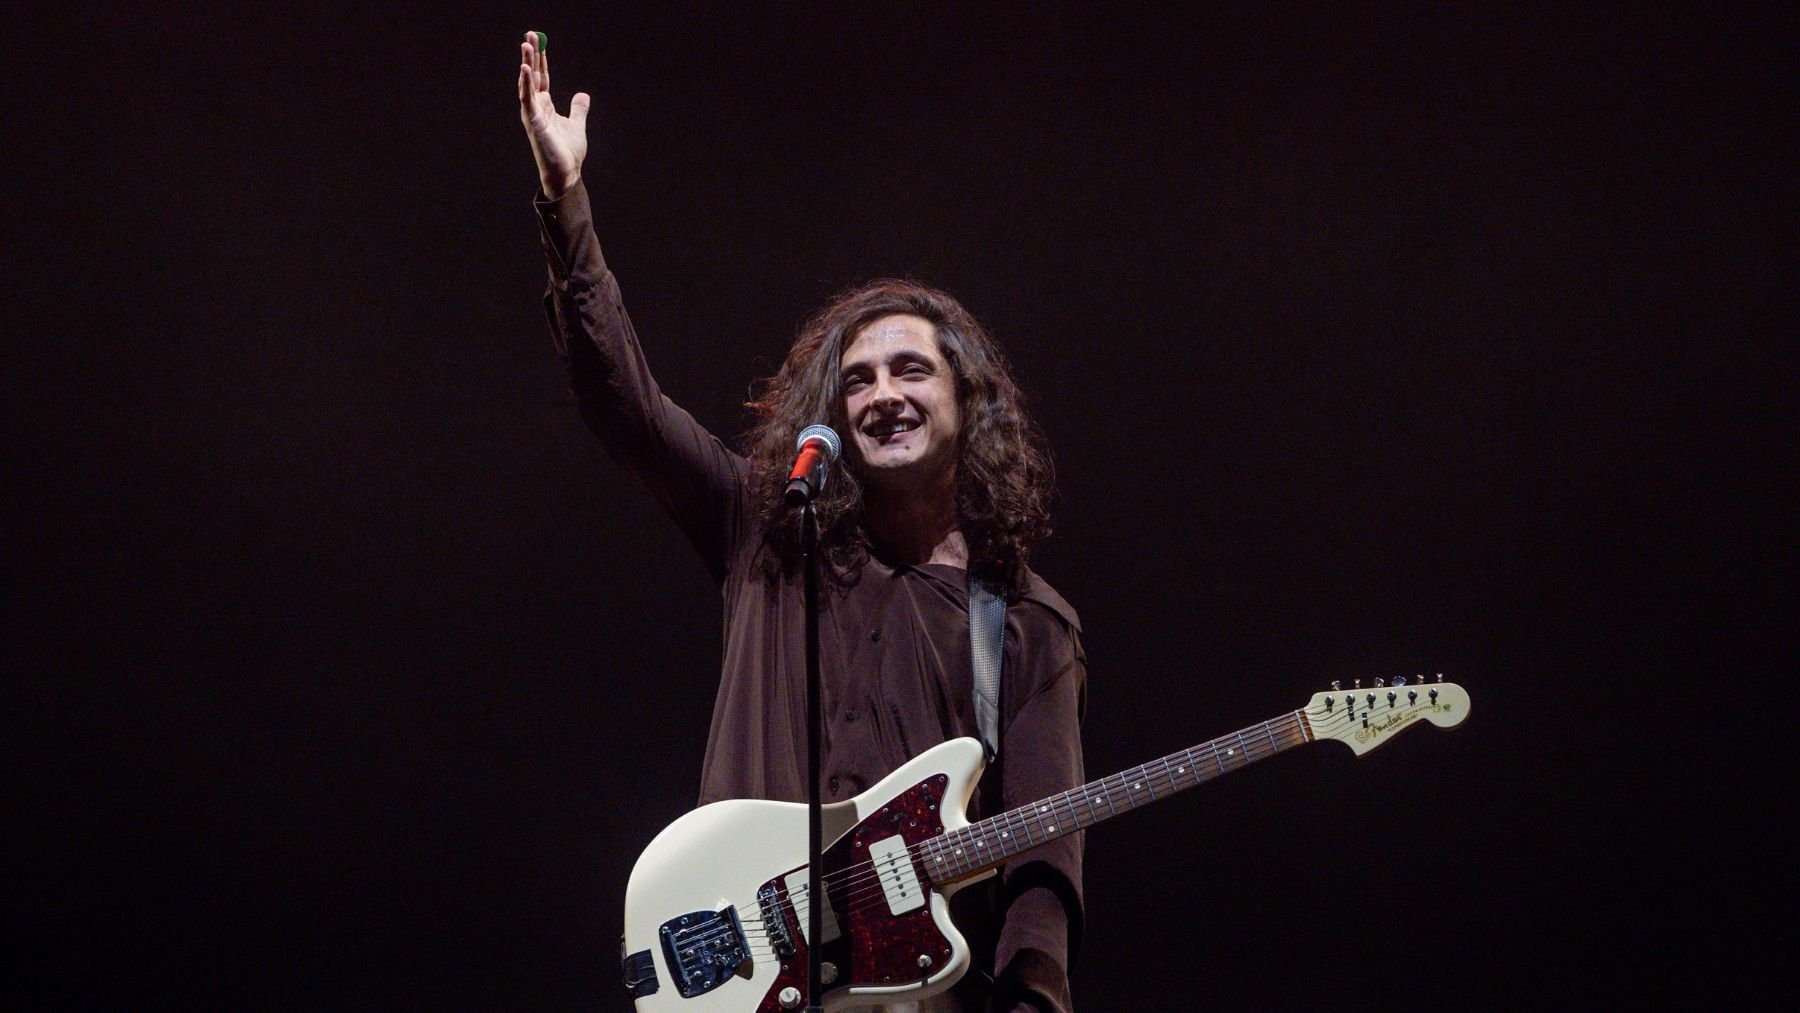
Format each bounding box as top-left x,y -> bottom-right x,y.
870,420 -> 916,437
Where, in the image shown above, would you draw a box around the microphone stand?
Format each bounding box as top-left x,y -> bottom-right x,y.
802,501 -> 824,1013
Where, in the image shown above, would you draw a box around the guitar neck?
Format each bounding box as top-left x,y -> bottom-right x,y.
922,710 -> 1313,883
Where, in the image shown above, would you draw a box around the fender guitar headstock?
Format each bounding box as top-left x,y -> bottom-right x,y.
1304,675 -> 1470,756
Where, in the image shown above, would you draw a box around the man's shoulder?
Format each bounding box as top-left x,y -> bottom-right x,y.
1017,570 -> 1081,635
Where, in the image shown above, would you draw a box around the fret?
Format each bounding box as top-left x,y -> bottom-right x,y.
1128,766 -> 1153,805
1264,720 -> 1279,753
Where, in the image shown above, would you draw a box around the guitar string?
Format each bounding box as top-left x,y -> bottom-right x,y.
808,716 -> 1312,916
695,709 -> 1362,961
682,707 -> 1363,958
666,704 -> 1397,958
697,688 -> 1433,948
792,704 -> 1352,923
675,717 -> 1321,956
675,710 -> 1337,955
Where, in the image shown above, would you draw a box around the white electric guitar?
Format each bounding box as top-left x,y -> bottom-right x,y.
621,677 -> 1469,1010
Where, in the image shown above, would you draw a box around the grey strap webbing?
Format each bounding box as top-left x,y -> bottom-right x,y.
969,577 -> 1007,759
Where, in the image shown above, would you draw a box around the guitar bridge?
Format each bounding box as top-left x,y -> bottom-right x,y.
757,882 -> 797,959
659,905 -> 752,999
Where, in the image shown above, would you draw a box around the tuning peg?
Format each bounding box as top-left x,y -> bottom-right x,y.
1393,675 -> 1407,687
1374,678 -> 1385,688
1354,679 -> 1362,689
1436,672 -> 1444,683
1331,680 -> 1341,691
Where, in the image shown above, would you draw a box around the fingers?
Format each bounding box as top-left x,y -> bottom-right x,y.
519,32 -> 547,97
522,30 -> 548,94
570,92 -> 591,130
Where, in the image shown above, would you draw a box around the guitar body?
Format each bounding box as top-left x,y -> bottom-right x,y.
623,738 -> 994,1012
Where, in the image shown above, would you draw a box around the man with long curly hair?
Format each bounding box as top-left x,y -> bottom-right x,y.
520,33 -> 1084,1013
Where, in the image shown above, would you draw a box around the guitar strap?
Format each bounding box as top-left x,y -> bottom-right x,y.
969,576 -> 1006,760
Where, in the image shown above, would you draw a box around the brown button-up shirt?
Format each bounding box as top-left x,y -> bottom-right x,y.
539,181 -> 1085,1012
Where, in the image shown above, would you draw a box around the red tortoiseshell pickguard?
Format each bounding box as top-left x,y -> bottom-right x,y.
756,774 -> 956,1011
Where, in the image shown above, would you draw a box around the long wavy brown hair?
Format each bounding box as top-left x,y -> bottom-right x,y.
743,279 -> 1053,593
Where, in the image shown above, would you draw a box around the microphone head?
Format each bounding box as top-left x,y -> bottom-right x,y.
795,424 -> 841,463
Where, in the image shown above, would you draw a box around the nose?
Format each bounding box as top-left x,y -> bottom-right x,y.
869,370 -> 904,411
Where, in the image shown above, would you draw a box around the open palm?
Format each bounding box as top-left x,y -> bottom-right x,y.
517,33 -> 589,199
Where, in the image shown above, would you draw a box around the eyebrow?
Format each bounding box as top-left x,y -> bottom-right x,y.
841,348 -> 938,378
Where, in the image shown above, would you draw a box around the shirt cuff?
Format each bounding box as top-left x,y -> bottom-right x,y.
533,177 -> 600,279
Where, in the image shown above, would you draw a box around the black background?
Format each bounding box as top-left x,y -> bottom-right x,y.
6,4 -> 1787,1008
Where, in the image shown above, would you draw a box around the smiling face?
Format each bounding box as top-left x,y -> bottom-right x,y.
839,313 -> 962,496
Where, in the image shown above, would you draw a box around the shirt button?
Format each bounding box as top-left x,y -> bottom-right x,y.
844,709 -> 857,722
870,630 -> 882,642
828,776 -> 840,795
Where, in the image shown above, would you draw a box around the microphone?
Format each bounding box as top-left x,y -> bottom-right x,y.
785,424 -> 842,506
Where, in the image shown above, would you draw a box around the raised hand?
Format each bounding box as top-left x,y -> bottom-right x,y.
517,32 -> 589,200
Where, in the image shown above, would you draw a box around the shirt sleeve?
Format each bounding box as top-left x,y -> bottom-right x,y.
535,180 -> 750,582
990,603 -> 1087,1013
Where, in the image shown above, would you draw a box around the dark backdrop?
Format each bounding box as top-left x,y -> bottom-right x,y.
6,4 -> 1785,1008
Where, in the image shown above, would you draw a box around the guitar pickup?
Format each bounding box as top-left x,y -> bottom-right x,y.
867,834 -> 926,915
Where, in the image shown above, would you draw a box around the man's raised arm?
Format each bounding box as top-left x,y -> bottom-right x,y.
516,32 -> 748,581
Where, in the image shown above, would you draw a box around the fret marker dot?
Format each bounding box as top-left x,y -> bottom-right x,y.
1048,826 -> 1056,833
1133,782 -> 1141,789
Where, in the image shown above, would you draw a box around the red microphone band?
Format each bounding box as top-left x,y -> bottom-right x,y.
787,441 -> 826,483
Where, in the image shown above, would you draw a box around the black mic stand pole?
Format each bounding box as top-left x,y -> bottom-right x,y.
802,501 -> 824,1013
